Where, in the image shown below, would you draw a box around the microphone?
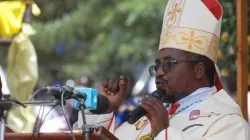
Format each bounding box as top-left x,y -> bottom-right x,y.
73,87 -> 110,114
42,86 -> 110,114
41,86 -> 86,100
127,89 -> 166,124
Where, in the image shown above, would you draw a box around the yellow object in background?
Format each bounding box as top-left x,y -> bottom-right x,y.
0,1 -> 26,38
221,68 -> 229,77
32,3 -> 41,16
221,32 -> 229,43
6,24 -> 38,132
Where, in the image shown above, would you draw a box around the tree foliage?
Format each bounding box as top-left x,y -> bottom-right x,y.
217,0 -> 250,78
32,0 -> 166,84
29,0 -> 249,85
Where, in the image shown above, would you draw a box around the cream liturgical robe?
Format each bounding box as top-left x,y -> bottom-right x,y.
76,87 -> 250,140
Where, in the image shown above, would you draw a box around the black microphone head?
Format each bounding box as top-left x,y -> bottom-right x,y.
127,89 -> 166,124
127,106 -> 147,124
90,94 -> 110,114
150,89 -> 166,101
44,86 -> 74,100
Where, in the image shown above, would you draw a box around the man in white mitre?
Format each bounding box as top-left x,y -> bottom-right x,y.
76,0 -> 250,139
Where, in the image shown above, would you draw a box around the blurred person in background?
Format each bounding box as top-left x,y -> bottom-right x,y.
32,87 -> 68,132
114,93 -> 143,129
74,75 -> 93,88
32,67 -> 67,132
49,67 -> 65,86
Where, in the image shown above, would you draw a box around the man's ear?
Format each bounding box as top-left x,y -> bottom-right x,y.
194,63 -> 206,80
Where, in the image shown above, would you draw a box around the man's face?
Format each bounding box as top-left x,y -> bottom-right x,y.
154,48 -> 196,103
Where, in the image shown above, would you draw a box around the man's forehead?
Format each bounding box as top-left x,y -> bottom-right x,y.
156,49 -> 179,60
156,48 -> 189,63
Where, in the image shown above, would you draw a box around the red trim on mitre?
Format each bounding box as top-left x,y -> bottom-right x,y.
215,71 -> 223,91
204,0 -> 223,91
203,0 -> 223,20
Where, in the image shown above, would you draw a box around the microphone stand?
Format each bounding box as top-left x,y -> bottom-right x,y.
78,98 -> 99,140
79,99 -> 90,140
0,96 -> 25,140
0,97 -> 61,140
0,101 -> 10,140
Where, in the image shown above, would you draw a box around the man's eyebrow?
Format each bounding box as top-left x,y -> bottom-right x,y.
163,56 -> 172,60
155,56 -> 172,63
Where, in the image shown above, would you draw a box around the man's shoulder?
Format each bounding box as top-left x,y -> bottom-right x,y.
177,89 -> 244,125
169,90 -> 248,138
199,89 -> 242,115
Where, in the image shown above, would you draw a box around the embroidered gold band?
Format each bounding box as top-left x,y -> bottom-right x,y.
159,27 -> 219,63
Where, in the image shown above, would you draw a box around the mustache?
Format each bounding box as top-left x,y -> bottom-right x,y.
155,78 -> 169,85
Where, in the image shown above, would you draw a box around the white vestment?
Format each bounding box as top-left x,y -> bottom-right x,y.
76,87 -> 250,140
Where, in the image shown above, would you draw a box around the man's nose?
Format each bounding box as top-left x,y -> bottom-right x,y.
156,67 -> 165,78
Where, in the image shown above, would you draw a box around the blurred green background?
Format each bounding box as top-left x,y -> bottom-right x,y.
0,0 -> 249,91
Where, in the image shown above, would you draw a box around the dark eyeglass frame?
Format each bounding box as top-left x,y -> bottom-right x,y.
148,60 -> 199,76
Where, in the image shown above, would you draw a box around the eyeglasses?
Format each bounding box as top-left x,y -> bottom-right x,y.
148,60 -> 198,76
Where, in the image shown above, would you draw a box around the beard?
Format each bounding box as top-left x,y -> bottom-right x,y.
163,90 -> 191,104
162,77 -> 196,103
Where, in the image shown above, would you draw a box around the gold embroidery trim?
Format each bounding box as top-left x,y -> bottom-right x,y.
165,0 -> 185,28
159,26 -> 219,62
